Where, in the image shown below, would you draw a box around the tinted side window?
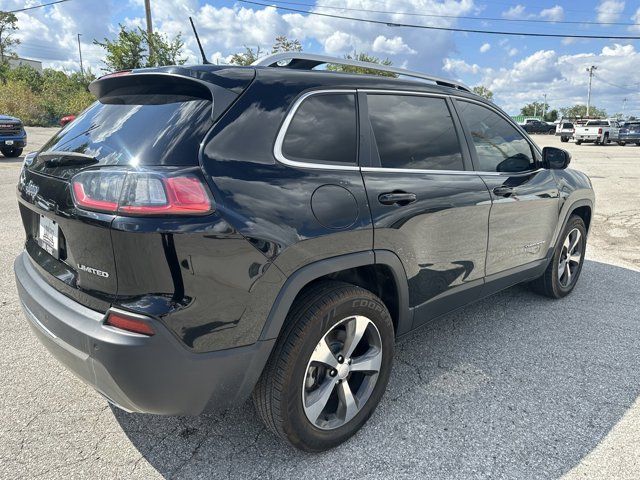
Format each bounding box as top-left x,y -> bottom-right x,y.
282,93 -> 357,165
367,94 -> 464,170
456,101 -> 535,173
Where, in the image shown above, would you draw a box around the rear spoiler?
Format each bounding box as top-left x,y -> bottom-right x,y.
89,67 -> 255,120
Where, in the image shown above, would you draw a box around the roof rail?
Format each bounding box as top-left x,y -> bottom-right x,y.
252,53 -> 471,92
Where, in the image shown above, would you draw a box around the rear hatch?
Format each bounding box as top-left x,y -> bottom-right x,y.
17,67 -> 254,311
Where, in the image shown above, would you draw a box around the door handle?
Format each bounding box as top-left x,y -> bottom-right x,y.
492,186 -> 515,197
378,192 -> 417,206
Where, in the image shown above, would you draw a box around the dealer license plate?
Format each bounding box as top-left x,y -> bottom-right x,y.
38,215 -> 59,258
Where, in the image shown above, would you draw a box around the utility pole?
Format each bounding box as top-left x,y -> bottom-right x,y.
77,33 -> 84,78
622,97 -> 628,119
586,65 -> 597,117
144,0 -> 154,66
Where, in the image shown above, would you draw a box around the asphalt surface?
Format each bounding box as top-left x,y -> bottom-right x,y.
1,130 -> 638,479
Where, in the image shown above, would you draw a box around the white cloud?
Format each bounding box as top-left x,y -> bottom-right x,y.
508,48 -> 519,57
372,36 -> 416,55
630,7 -> 640,32
540,6 -> 564,22
502,5 -> 527,19
479,42 -> 491,53
443,58 -> 481,75
324,31 -> 355,54
453,44 -> 640,115
596,0 -> 625,23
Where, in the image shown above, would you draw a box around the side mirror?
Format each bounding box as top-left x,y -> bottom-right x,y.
542,147 -> 571,170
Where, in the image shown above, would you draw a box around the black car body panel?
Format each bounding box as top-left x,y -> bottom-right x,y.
15,63 -> 595,415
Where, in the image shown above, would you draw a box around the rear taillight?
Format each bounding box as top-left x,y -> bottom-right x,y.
598,128 -> 603,134
105,310 -> 155,336
71,169 -> 213,216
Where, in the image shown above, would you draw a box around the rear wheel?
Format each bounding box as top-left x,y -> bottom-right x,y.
252,281 -> 394,452
530,215 -> 586,299
561,136 -> 569,143
1,147 -> 23,158
618,141 -> 626,146
575,140 -> 582,145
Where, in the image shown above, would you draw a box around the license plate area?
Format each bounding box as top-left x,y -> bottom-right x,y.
38,215 -> 59,258
5,140 -> 14,145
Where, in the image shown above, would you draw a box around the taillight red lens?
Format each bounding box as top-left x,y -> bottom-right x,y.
598,128 -> 603,134
71,169 -> 213,216
105,311 -> 155,336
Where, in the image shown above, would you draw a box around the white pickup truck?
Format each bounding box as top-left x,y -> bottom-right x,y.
574,119 -> 620,145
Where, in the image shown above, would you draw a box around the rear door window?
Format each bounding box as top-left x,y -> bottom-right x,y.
281,93 -> 357,165
366,94 -> 464,171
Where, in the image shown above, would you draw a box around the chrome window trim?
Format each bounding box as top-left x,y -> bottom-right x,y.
273,88 -> 544,176
274,89 -> 360,171
361,167 -> 544,176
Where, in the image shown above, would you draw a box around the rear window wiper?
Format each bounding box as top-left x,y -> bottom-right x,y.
40,151 -> 98,168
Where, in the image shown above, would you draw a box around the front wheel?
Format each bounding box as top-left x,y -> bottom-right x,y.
618,141 -> 626,146
253,281 -> 395,452
575,140 -> 582,145
530,215 -> 586,298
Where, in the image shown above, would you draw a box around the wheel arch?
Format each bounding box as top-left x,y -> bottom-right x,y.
259,250 -> 411,342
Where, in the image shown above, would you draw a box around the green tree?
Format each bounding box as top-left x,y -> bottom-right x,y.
147,31 -> 186,67
545,109 -> 558,122
272,35 -> 302,54
230,35 -> 303,66
521,102 -> 549,117
94,25 -> 146,71
559,104 -> 607,119
7,64 -> 44,92
229,45 -> 262,66
0,12 -> 20,83
327,51 -> 395,77
94,25 -> 186,72
472,85 -> 493,101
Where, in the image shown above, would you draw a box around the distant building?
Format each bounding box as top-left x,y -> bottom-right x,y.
8,57 -> 43,73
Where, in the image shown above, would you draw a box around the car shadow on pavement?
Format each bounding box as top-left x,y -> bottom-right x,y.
112,259 -> 640,479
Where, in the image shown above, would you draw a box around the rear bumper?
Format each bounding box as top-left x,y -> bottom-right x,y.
0,135 -> 26,148
574,135 -> 599,142
14,251 -> 274,415
619,134 -> 640,142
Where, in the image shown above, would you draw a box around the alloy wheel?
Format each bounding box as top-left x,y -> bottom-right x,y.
302,315 -> 382,430
558,228 -> 583,288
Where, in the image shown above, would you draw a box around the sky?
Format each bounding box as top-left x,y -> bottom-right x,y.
2,0 -> 640,116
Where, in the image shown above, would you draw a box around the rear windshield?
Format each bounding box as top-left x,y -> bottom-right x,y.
31,97 -> 213,178
562,123 -> 573,128
585,121 -> 607,126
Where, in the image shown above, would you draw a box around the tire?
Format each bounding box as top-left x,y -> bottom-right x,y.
1,147 -> 23,158
561,136 -> 568,143
618,141 -> 626,146
575,140 -> 582,145
530,215 -> 587,299
253,281 -> 395,452
636,142 -> 640,146
604,134 -> 610,144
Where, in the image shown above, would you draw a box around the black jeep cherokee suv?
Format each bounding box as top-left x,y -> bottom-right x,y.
14,54 -> 595,452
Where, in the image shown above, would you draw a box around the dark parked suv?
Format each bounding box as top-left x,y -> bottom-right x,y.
14,53 -> 595,452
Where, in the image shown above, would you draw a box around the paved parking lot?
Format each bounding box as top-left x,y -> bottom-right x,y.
1,129 -> 638,479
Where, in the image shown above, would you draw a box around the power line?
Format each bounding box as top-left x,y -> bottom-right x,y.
593,74 -> 640,92
5,0 -> 72,13
270,0 -> 640,27
238,0 -> 640,39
